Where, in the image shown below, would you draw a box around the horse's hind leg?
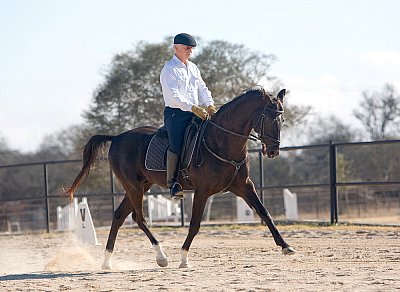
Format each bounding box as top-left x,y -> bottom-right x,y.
132,205 -> 168,267
232,180 -> 296,255
125,183 -> 168,268
102,188 -> 168,269
102,196 -> 133,270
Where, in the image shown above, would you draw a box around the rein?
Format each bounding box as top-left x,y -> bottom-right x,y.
208,105 -> 284,149
207,120 -> 258,141
202,138 -> 246,192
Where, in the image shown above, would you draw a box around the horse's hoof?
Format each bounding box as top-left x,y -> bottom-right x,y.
156,257 -> 168,267
178,261 -> 190,268
282,246 -> 296,255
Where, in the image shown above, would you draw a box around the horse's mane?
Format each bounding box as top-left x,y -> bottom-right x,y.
214,86 -> 270,121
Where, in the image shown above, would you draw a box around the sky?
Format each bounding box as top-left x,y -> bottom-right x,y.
1,0 -> 400,152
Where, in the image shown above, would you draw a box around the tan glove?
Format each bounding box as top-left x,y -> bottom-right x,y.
206,105 -> 217,116
191,105 -> 208,120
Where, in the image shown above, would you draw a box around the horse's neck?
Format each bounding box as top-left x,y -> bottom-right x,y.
217,97 -> 263,135
205,98 -> 263,161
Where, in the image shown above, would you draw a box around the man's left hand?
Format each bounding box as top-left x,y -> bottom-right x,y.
207,105 -> 217,116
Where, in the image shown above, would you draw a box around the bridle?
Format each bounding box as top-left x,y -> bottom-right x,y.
199,100 -> 284,191
252,102 -> 284,150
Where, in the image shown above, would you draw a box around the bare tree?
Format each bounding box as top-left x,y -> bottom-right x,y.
354,84 -> 400,140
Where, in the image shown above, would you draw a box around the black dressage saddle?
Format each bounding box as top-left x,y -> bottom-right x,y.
145,117 -> 203,179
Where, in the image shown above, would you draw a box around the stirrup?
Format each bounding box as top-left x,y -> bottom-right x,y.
170,182 -> 184,200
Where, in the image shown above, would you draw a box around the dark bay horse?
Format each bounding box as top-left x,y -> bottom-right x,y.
66,86 -> 296,269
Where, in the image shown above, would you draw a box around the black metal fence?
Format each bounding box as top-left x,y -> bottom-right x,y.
1,140 -> 399,233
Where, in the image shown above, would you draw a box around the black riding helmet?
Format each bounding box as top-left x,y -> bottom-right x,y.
173,33 -> 197,47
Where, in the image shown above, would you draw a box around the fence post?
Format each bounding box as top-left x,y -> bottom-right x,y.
329,141 -> 338,224
110,166 -> 116,213
43,163 -> 50,233
180,199 -> 185,227
258,150 -> 264,204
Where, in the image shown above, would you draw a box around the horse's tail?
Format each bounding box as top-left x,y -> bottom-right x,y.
64,134 -> 114,203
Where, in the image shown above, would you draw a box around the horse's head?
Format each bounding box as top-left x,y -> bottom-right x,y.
253,89 -> 285,158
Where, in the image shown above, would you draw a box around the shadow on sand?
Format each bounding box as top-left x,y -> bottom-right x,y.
0,271 -> 113,281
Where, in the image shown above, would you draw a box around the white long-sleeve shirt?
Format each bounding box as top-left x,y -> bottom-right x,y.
160,55 -> 214,112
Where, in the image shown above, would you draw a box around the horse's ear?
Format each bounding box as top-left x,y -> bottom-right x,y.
277,89 -> 286,101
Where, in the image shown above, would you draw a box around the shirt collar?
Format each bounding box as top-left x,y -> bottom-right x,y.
173,55 -> 189,67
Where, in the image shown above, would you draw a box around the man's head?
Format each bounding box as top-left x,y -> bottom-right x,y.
173,33 -> 196,64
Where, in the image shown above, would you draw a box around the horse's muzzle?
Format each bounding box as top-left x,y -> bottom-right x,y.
262,143 -> 280,158
267,148 -> 279,158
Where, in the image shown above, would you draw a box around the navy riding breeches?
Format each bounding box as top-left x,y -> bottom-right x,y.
164,106 -> 195,155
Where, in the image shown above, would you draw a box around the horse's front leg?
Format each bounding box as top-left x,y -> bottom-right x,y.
231,180 -> 296,255
180,191 -> 208,268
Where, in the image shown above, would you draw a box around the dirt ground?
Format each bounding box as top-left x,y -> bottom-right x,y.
0,224 -> 399,291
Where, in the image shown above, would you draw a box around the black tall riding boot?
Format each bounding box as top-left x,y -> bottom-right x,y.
166,150 -> 184,199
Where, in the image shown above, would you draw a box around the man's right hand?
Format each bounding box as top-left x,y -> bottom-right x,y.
191,105 -> 209,120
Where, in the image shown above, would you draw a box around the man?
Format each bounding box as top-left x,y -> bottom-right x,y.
160,33 -> 217,199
